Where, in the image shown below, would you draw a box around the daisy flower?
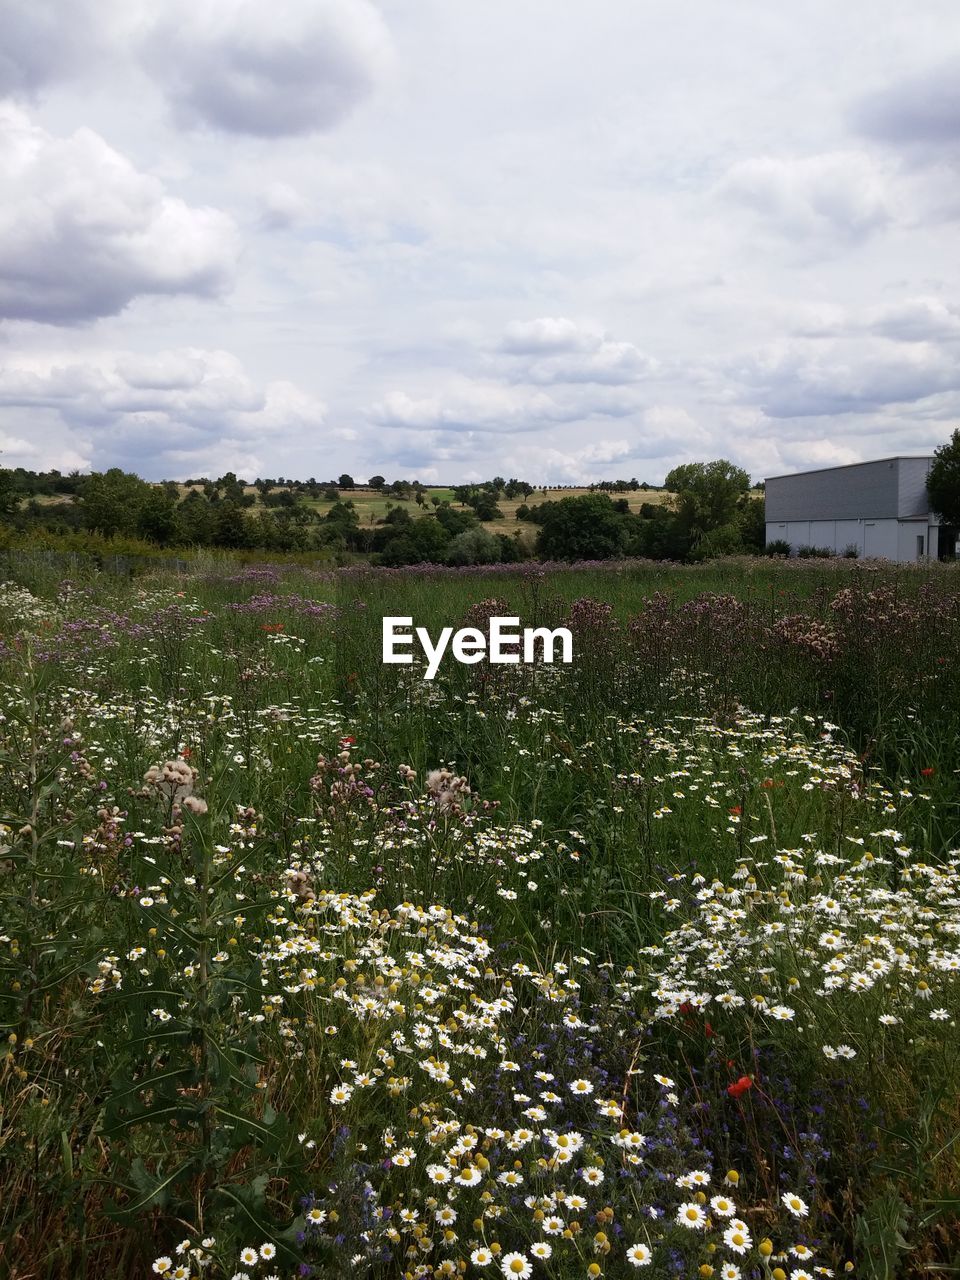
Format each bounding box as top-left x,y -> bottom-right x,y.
724,1225 -> 752,1254
710,1195 -> 737,1217
501,1252 -> 533,1278
782,1191 -> 809,1218
676,1202 -> 708,1230
627,1243 -> 652,1267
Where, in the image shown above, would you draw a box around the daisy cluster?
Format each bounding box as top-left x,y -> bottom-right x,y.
627,842 -> 960,1040
234,891 -> 821,1278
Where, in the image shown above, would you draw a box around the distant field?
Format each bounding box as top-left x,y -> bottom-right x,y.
26,483 -> 762,538
168,481 -> 683,534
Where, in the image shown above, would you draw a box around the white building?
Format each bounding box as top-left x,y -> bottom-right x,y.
765,456 -> 956,561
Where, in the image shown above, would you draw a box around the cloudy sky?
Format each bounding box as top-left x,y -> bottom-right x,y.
1,0 -> 959,484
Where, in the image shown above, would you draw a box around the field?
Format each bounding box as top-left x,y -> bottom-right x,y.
1,555 -> 959,1280
35,483 -> 688,539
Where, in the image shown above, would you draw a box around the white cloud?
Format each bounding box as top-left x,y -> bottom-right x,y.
717,151 -> 892,244
498,317 -> 657,385
500,317 -> 606,355
729,336 -> 960,418
370,383 -> 576,434
143,0 -> 394,137
0,348 -> 327,476
798,297 -> 960,343
0,0 -> 123,96
0,105 -> 239,324
854,57 -> 960,156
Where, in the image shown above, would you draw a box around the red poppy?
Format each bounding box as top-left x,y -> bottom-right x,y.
180,748 -> 192,759
729,806 -> 742,816
704,1022 -> 715,1038
727,1075 -> 752,1099
340,735 -> 356,747
921,767 -> 935,777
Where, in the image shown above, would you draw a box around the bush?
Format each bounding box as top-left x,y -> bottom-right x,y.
764,538 -> 792,556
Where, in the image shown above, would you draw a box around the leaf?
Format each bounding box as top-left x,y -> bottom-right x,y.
107,1064 -> 196,1106
214,1182 -> 301,1260
213,1104 -> 279,1144
106,1156 -> 197,1222
101,1099 -> 202,1138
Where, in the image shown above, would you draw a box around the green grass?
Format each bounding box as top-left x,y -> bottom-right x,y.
0,559 -> 959,1278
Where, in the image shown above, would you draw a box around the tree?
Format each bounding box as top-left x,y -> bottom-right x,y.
368,475 -> 385,489
534,493 -> 634,560
663,460 -> 750,545
79,469 -> 153,537
0,468 -> 19,518
338,473 -> 355,489
927,428 -> 960,526
137,488 -> 179,545
447,527 -> 501,565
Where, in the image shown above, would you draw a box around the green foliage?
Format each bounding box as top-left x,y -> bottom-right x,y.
927,427 -> 960,526
446,525 -> 501,564
534,492 -> 634,559
2,560 -> 960,1274
664,459 -> 751,547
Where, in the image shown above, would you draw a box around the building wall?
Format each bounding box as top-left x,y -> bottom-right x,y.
765,517 -> 927,560
766,459 -> 901,522
897,457 -> 934,517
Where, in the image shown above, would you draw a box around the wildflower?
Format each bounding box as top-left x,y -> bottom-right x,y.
329,1084 -> 353,1104
471,1249 -> 494,1266
724,1224 -> 752,1254
710,1196 -> 736,1217
627,1244 -> 652,1267
569,1078 -> 594,1095
727,1076 -> 752,1098
782,1191 -> 809,1218
500,1252 -> 532,1278
676,1202 -> 708,1229
240,1248 -> 259,1266
721,1266 -> 742,1280
530,1243 -> 552,1259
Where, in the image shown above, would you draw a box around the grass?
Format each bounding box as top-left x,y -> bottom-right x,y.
0,557 -> 958,1279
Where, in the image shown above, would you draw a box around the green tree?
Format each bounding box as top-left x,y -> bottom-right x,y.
927,428 -> 960,526
0,468 -> 20,518
663,459 -> 750,545
79,469 -> 153,537
535,493 -> 634,560
136,487 -> 180,545
368,475 -> 385,489
447,526 -> 501,565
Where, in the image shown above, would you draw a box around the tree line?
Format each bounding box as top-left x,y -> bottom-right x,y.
0,461 -> 768,564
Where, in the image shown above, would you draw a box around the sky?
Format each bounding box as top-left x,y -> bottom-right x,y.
0,0 -> 959,485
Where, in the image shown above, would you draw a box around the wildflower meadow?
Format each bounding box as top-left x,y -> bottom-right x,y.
1,555 -> 959,1280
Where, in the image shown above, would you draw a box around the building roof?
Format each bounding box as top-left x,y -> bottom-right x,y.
764,455 -> 933,482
